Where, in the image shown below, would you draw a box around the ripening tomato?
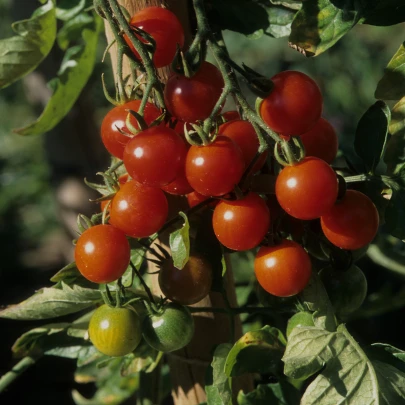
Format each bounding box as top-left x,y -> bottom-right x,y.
101,100 -> 161,159
260,71 -> 323,135
320,190 -> 379,250
275,157 -> 338,220
123,126 -> 187,187
213,192 -> 270,251
110,181 -> 168,238
218,120 -> 267,173
164,61 -> 224,122
254,239 -> 312,297
222,110 -> 240,121
159,256 -> 213,305
185,136 -> 245,196
89,305 -> 142,357
299,118 -> 338,164
125,7 -> 184,68
75,225 -> 130,283
286,312 -> 314,338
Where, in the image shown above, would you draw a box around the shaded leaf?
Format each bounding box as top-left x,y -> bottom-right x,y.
289,0 -> 365,57
50,261 -> 88,285
384,96 -> 405,175
385,187 -> 405,239
0,282 -> 101,320
237,382 -> 300,405
354,101 -> 390,172
265,6 -> 296,38
363,1 -> 405,26
225,326 -> 286,377
121,339 -> 162,375
56,0 -> 87,21
0,1 -> 56,89
269,0 -> 302,11
375,41 -> 405,100
15,13 -> 102,136
169,211 -> 190,269
57,12 -> 94,50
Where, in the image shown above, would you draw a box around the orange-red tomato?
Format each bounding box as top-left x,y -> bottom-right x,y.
321,190 -> 379,250
75,225 -> 130,283
213,192 -> 270,251
275,157 -> 338,220
254,239 -> 312,297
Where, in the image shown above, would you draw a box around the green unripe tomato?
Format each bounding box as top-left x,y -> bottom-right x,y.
286,312 -> 314,338
319,265 -> 367,316
89,304 -> 142,357
142,303 -> 194,352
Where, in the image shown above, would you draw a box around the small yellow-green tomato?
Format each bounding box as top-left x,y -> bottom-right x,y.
286,312 -> 314,339
89,304 -> 142,357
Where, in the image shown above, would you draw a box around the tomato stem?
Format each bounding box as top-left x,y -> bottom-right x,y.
130,261 -> 156,305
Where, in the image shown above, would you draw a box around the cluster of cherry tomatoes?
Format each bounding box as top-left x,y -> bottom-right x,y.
74,6 -> 379,357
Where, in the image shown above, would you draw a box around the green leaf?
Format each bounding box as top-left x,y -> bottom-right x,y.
237,382 -> 300,405
57,12 -> 94,50
14,13 -> 102,136
206,344 -> 233,405
264,5 -> 296,39
354,101 -> 390,173
375,41 -> 405,100
224,326 -> 286,377
169,211 -> 190,269
385,187 -> 405,239
384,97 -> 405,175
283,324 -> 405,404
0,1 -> 56,89
56,0 -> 87,21
0,282 -> 101,320
300,272 -> 336,332
362,1 -> 405,26
269,0 -> 302,11
289,0 -> 365,57
50,261 -> 87,285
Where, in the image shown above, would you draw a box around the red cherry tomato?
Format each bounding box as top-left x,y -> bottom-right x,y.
300,118 -> 338,164
218,119 -> 267,173
260,71 -> 323,135
124,126 -> 187,187
222,110 -> 240,121
254,239 -> 312,297
164,61 -> 224,122
100,174 -> 129,213
185,136 -> 245,197
101,100 -> 161,159
75,225 -> 130,283
321,190 -> 379,250
186,191 -> 217,208
162,171 -> 193,195
125,7 -> 184,68
213,192 -> 270,251
110,181 -> 168,238
275,157 -> 338,220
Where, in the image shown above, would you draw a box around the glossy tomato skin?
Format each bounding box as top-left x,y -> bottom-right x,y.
123,126 -> 187,187
320,190 -> 379,250
260,71 -> 323,135
213,192 -> 270,251
101,100 -> 161,159
218,120 -> 267,173
185,136 -> 245,197
164,61 -> 224,122
143,303 -> 194,352
89,305 -> 142,357
75,225 -> 130,283
159,256 -> 213,305
100,174 -> 129,213
110,181 -> 168,238
126,7 -> 184,68
275,157 -> 338,220
300,118 -> 338,164
254,239 -> 312,297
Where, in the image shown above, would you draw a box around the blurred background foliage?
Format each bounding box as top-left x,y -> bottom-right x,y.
0,0 -> 404,403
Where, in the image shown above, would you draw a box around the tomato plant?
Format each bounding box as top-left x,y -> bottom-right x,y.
164,61 -> 224,122
89,304 -> 142,357
125,6 -> 184,68
254,239 -> 312,297
275,156 -> 338,220
286,312 -> 314,338
75,224 -> 130,283
259,70 -> 323,135
158,255 -> 212,305
142,303 -> 194,352
185,136 -> 245,196
101,100 -> 161,159
212,192 -> 270,251
123,126 -> 187,187
110,180 -> 168,238
321,190 -> 379,250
